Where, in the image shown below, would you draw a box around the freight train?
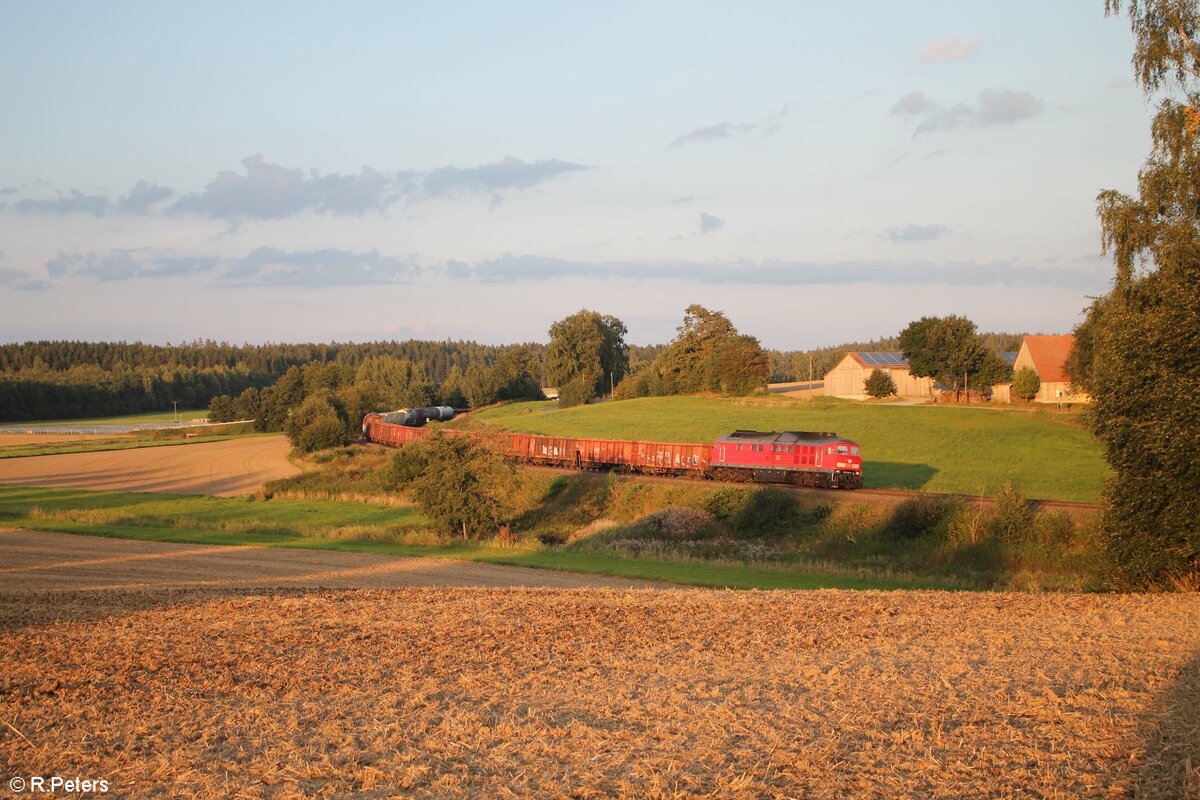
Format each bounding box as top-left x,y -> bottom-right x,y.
363,409 -> 863,489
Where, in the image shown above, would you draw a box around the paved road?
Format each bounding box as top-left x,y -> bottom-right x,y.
0,435 -> 299,496
0,529 -> 668,591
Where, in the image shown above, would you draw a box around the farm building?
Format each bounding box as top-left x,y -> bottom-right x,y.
823,352 -> 934,400
989,352 -> 1019,402
1011,334 -> 1089,403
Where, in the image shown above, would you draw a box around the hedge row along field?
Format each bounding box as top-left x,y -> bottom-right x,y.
465,397 -> 1108,503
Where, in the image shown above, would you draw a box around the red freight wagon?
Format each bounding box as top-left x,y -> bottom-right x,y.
362,414 -> 860,489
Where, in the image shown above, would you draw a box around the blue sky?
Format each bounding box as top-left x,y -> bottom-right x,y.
0,1 -> 1150,348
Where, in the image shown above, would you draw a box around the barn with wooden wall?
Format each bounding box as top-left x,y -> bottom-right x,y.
1011,335 -> 1089,403
823,352 -> 934,400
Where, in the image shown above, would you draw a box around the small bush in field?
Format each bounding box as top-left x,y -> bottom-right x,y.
887,496 -> 952,540
647,507 -> 718,540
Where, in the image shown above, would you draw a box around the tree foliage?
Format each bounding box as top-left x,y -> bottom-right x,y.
618,305 -> 768,398
388,432 -> 518,540
544,310 -> 629,406
864,368 -> 898,398
1072,0 -> 1200,588
899,315 -> 1006,401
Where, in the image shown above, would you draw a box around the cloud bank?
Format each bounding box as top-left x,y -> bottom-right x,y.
39,247 -> 1105,291
891,88 -> 1044,135
5,154 -> 590,222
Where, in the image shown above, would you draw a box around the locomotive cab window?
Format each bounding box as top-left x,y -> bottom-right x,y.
837,446 -> 848,455
850,446 -> 860,456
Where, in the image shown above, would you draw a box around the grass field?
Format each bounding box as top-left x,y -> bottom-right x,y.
465,397 -> 1108,502
0,487 -> 945,590
3,588 -> 1196,798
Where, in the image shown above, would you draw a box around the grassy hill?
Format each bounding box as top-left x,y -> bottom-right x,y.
463,397 -> 1108,503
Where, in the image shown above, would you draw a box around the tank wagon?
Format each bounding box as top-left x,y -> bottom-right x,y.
362,411 -> 862,490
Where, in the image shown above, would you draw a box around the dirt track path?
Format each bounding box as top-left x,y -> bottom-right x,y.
0,435 -> 298,496
0,529 -> 668,591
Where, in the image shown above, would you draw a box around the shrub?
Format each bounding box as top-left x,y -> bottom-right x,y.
731,487 -> 799,535
986,482 -> 1036,546
297,415 -> 349,452
646,507 -> 718,540
887,496 -> 952,540
864,368 -> 898,399
1012,367 -> 1041,402
385,446 -> 430,488
557,376 -> 596,408
701,486 -> 751,521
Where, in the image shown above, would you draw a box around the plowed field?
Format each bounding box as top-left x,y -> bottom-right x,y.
0,435 -> 297,496
2,588 -> 1196,798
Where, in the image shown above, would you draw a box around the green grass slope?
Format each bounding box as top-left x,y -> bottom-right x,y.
466,397 -> 1108,503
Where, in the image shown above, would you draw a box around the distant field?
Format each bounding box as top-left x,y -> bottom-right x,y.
467,397 -> 1109,502
0,436 -> 297,495
8,408 -> 209,427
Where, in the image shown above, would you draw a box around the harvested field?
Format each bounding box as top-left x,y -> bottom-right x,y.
1,588 -> 1196,798
0,435 -> 298,496
0,529 -> 665,591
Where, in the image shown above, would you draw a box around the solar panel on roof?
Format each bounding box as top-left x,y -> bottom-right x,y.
858,352 -> 908,367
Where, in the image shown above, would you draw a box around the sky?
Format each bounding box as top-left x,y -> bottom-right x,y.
0,1 -> 1152,350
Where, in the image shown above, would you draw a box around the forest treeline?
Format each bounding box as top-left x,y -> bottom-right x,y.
0,327 -> 1020,422
0,340 -> 543,422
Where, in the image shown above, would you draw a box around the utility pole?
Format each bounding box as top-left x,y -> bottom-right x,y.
610,371 -> 614,398
808,355 -> 814,400
173,400 -> 179,425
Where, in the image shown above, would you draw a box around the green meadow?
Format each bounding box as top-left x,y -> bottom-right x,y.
464,396 -> 1108,503
0,486 -> 937,590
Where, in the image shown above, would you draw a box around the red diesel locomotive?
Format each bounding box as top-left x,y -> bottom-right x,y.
363,411 -> 863,490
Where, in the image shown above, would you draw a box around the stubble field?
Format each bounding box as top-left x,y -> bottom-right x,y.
2,588 -> 1197,798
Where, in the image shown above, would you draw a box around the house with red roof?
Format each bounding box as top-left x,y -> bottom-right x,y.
1009,334 -> 1089,403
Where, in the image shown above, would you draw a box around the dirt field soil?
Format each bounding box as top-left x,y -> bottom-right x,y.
0,435 -> 298,496
0,529 -> 667,591
1,586 -> 1196,798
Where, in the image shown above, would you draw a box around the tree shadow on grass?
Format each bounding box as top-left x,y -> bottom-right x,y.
1131,648 -> 1200,798
861,461 -> 938,491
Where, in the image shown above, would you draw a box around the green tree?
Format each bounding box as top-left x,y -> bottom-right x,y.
544,309 -> 629,405
207,394 -> 236,423
284,393 -> 349,452
705,334 -> 770,395
440,365 -> 467,408
660,305 -> 738,393
394,432 -> 518,540
899,315 -> 993,402
1012,367 -> 1041,402
864,368 -> 897,398
1070,0 -> 1200,588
